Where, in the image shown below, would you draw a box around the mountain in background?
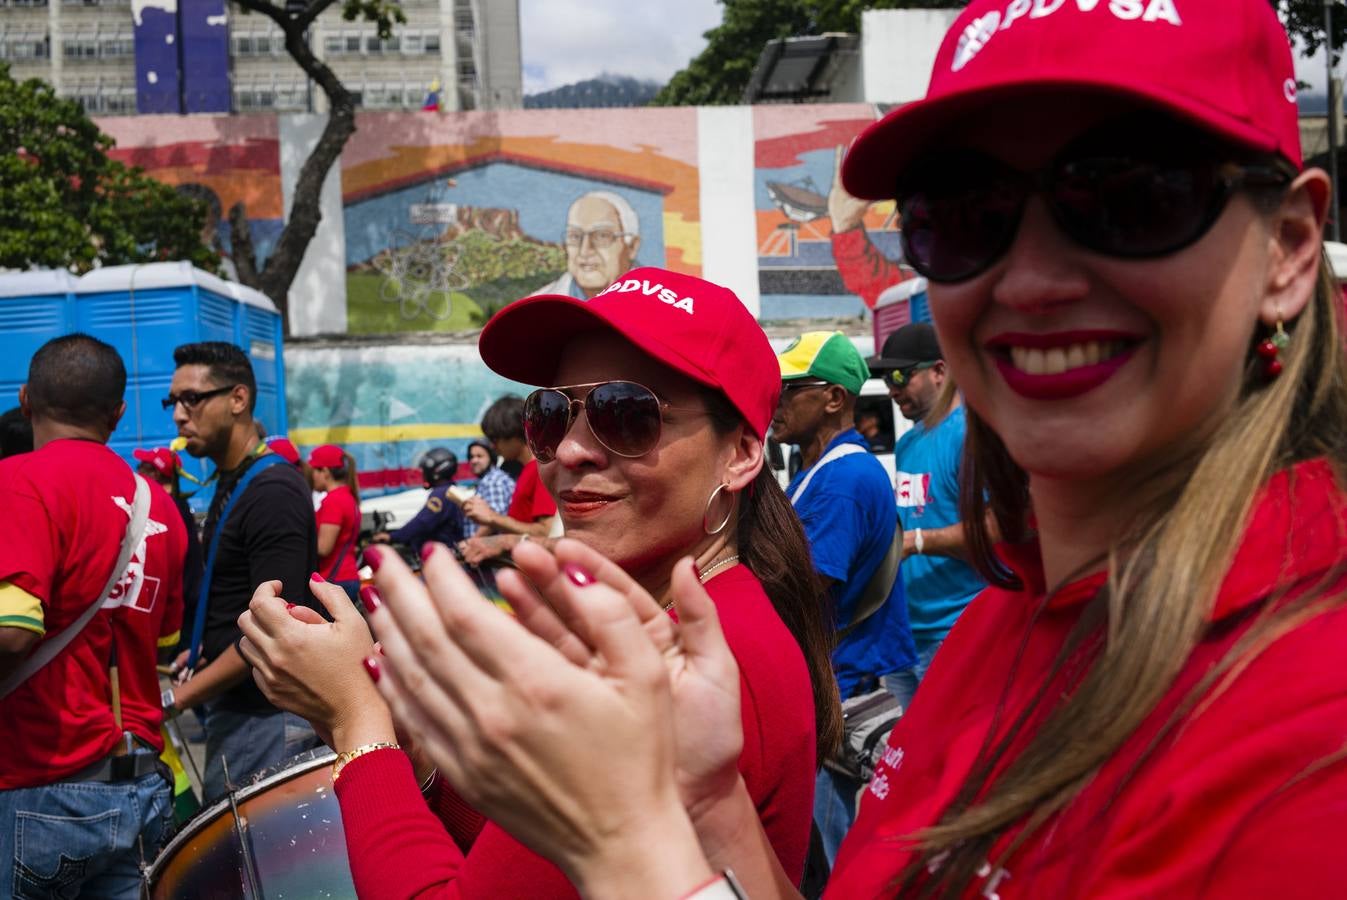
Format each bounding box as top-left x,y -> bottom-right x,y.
524,74 -> 661,109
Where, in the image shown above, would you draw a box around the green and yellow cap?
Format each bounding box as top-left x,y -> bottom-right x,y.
777,331 -> 869,395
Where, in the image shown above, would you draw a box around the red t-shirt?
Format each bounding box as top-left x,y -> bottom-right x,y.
0,440 -> 186,789
506,459 -> 556,523
316,484 -> 360,581
829,459 -> 1347,898
334,564 -> 816,896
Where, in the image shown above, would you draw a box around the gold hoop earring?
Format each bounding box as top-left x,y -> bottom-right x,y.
702,483 -> 734,535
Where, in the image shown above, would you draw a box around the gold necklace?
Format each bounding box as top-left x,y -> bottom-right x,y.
661,554 -> 741,611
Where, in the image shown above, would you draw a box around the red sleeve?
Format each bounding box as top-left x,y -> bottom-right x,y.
315,494 -> 342,527
335,749 -> 472,899
0,469 -> 57,601
831,228 -> 909,309
429,777 -> 489,850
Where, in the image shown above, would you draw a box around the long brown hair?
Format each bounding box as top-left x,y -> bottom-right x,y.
899,244 -> 1347,893
703,389 -> 844,763
324,451 -> 362,506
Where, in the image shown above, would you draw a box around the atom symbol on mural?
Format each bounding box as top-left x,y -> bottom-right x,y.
376,227 -> 470,321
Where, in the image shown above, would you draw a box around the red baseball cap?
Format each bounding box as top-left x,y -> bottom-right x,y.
133,447 -> 179,477
843,0 -> 1302,200
267,437 -> 301,466
307,444 -> 345,469
478,267 -> 779,438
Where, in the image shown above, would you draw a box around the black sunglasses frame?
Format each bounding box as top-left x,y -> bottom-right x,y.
897,140 -> 1292,285
161,385 -> 236,412
523,381 -> 702,463
883,362 -> 937,389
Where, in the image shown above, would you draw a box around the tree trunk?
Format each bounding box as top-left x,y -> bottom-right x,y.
231,0 -> 357,334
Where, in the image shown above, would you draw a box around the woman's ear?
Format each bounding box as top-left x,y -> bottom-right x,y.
1261,167 -> 1330,327
722,427 -> 765,494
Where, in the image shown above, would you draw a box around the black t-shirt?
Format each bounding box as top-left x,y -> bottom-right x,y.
174,494 -> 204,644
199,455 -> 318,711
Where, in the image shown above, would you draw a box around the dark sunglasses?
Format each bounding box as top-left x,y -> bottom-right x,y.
882,362 -> 935,389
523,381 -> 701,462
897,124 -> 1292,284
161,385 -> 235,412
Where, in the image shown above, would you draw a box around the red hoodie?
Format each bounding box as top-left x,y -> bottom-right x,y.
829,458 -> 1347,898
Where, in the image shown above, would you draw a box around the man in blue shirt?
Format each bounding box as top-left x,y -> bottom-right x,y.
773,330 -> 917,865
870,324 -> 987,683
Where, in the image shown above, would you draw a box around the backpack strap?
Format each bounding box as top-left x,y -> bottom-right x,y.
789,443 -> 867,505
186,454 -> 292,670
0,474 -> 153,700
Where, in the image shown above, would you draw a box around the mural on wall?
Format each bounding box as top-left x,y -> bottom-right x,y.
287,343 -> 531,492
340,108 -> 701,333
754,104 -> 927,324
97,115 -> 285,277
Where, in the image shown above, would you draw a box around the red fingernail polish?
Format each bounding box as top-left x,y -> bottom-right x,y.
563,562 -> 596,587
285,602 -> 296,611
359,586 -> 382,614
362,656 -> 382,683
310,572 -> 326,583
420,542 -> 436,563
362,547 -> 383,572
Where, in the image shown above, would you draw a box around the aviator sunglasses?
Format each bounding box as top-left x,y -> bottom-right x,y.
523,380 -> 701,462
896,117 -> 1293,284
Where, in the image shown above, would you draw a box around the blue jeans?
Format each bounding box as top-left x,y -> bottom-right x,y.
913,638 -> 943,685
0,750 -> 172,899
200,703 -> 321,803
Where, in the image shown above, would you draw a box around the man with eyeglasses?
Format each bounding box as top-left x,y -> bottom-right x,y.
772,331 -> 918,866
536,191 -> 641,300
161,342 -> 322,802
869,323 -> 986,687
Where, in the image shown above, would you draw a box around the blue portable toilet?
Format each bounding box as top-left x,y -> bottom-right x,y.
0,270 -> 79,409
68,262 -> 287,488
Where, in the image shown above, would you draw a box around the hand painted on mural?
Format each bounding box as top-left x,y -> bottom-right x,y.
828,144 -> 872,234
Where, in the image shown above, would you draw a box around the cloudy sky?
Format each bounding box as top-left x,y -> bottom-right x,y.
519,0 -> 723,94
519,1 -> 1346,108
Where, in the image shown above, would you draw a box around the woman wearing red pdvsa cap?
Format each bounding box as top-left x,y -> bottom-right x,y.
342,1 -> 1347,898
308,444 -> 361,602
236,268 -> 840,897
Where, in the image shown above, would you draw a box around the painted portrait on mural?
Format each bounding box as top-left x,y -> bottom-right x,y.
340,108 -> 700,333
534,191 -> 642,299
754,103 -> 928,325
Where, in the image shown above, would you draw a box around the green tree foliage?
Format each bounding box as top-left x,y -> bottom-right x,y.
655,0 -> 1342,107
0,64 -> 216,273
654,0 -> 967,106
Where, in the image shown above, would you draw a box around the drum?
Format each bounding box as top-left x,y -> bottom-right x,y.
147,748 -> 356,899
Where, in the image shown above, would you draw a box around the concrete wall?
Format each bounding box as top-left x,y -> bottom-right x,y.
861,8 -> 961,104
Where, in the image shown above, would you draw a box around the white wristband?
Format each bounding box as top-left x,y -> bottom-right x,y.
681,870 -> 748,900
914,528 -> 924,555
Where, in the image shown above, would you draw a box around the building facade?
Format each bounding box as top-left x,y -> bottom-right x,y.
0,0 -> 522,115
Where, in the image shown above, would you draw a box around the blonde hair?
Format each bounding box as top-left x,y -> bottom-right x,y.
902,247 -> 1347,894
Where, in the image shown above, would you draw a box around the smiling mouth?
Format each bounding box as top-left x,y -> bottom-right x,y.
1004,340 -> 1134,375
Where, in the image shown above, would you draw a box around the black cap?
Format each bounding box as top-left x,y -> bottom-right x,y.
867,323 -> 942,372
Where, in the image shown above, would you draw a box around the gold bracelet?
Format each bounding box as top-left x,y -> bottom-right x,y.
331,741 -> 400,783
